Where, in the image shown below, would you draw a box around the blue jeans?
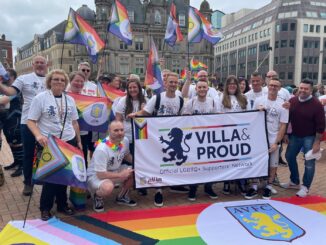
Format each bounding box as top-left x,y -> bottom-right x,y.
285,135 -> 316,189
21,124 -> 36,186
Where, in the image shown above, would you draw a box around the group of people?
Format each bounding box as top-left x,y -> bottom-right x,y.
0,55 -> 324,221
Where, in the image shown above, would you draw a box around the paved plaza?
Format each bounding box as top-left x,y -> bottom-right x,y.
1,138 -> 326,231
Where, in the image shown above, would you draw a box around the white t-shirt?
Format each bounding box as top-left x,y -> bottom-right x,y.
182,96 -> 218,115
254,96 -> 289,143
188,84 -> 219,99
12,72 -> 46,124
144,91 -> 183,116
262,87 -> 291,102
87,137 -> 130,177
0,94 -> 9,110
245,89 -> 267,110
115,96 -> 142,142
82,80 -> 98,96
319,95 -> 326,116
217,95 -> 247,113
28,90 -> 79,141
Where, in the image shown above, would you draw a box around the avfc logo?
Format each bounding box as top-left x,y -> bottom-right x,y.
159,127 -> 192,166
91,104 -> 104,118
225,203 -> 305,242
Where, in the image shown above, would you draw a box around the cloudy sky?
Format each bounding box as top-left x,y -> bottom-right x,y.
1,0 -> 271,53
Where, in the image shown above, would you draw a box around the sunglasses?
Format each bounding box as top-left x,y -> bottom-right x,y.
82,69 -> 90,73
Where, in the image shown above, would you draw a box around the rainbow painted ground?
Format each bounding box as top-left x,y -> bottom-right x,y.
0,196 -> 325,244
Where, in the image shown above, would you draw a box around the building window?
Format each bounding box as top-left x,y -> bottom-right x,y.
119,56 -> 129,74
280,56 -> 287,64
154,10 -> 162,25
310,25 -> 314,32
281,23 -> 288,31
288,72 -> 293,80
276,24 -> 280,32
281,40 -> 287,48
288,56 -> 294,64
279,72 -> 285,79
290,23 -> 296,31
321,12 -> 326,19
316,25 -> 321,33
69,65 -> 73,73
128,10 -> 134,22
289,40 -> 295,48
135,37 -> 143,51
306,11 -> 318,18
120,41 -> 128,50
274,57 -> 279,65
100,7 -> 107,20
324,26 -> 326,33
179,14 -> 186,27
68,50 -> 72,57
304,24 -> 308,32
275,41 -> 279,48
1,49 -> 8,58
135,57 -> 144,75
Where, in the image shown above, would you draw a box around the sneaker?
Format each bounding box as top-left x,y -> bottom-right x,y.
154,191 -> 163,207
188,188 -> 197,201
116,195 -> 137,207
22,184 -> 33,196
269,185 -> 278,194
4,162 -> 18,170
280,181 -> 300,189
222,183 -> 231,195
93,194 -> 104,212
262,187 -> 272,200
169,186 -> 189,193
41,210 -> 52,221
204,187 -> 218,199
245,188 -> 258,199
11,167 -> 23,177
296,185 -> 309,198
57,206 -> 75,216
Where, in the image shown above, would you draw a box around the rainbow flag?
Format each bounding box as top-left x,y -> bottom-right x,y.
188,6 -> 222,45
100,84 -> 126,103
190,57 -> 208,71
64,8 -> 105,63
144,37 -> 164,94
108,0 -> 133,45
193,72 -> 198,81
68,92 -> 110,133
180,68 -> 187,80
32,135 -> 87,189
164,1 -> 183,47
134,118 -> 148,140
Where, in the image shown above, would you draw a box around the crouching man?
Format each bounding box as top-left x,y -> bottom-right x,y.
87,120 -> 137,212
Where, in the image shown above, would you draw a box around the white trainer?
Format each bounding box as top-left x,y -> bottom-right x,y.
280,181 -> 300,189
269,185 -> 278,194
296,185 -> 309,198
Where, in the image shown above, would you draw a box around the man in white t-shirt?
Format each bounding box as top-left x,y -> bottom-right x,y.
245,72 -> 266,110
129,72 -> 187,207
264,70 -> 291,102
78,62 -> 98,96
182,79 -> 218,201
182,70 -> 219,99
245,78 -> 288,200
0,55 -> 47,196
87,120 -> 136,212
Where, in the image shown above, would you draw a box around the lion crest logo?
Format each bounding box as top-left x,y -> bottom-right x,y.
159,128 -> 192,166
225,203 -> 305,242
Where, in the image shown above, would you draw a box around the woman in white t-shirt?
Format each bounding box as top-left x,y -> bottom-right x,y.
218,75 -> 248,195
115,75 -> 146,195
27,69 -> 82,221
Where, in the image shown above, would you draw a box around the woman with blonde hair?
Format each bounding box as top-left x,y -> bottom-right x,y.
27,69 -> 81,221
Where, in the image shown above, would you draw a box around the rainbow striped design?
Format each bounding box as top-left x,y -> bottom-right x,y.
180,68 -> 186,80
100,84 -> 126,103
164,1 -> 183,47
108,0 -> 133,45
188,6 -> 222,45
64,8 -> 105,63
190,57 -> 208,71
134,118 -> 148,140
33,136 -> 87,189
144,37 -> 164,94
68,92 -> 110,132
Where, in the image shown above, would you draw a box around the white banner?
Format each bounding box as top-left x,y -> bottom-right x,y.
133,111 -> 269,188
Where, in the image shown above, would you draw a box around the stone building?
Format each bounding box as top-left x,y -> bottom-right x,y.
0,34 -> 13,68
215,0 -> 326,85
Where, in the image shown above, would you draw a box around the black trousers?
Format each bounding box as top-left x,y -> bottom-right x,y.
81,131 -> 94,168
40,137 -> 77,212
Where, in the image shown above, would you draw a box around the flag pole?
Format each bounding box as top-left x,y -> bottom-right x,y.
60,9 -> 71,69
23,185 -> 34,228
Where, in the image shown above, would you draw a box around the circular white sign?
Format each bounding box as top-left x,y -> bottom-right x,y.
83,102 -> 108,127
196,199 -> 326,245
71,154 -> 87,182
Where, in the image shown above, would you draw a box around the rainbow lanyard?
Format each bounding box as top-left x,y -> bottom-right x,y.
95,138 -> 123,152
